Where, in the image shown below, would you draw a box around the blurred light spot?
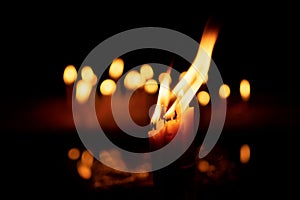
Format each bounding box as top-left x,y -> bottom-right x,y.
81,66 -> 98,86
81,66 -> 94,81
198,159 -> 210,172
77,162 -> 92,179
197,91 -> 210,106
68,148 -> 80,160
158,72 -> 172,84
144,79 -> 158,94
240,79 -> 250,101
75,80 -> 92,104
100,79 -> 116,95
219,84 -> 230,99
63,65 -> 77,85
109,58 -> 124,80
99,149 -> 127,171
81,149 -> 94,168
124,70 -> 143,90
140,64 -> 154,80
240,144 -> 251,164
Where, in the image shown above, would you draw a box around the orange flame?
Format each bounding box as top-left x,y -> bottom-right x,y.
165,20 -> 219,119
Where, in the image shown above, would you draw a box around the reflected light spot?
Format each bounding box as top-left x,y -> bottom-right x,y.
77,162 -> 92,179
81,149 -> 94,167
219,84 -> 230,99
240,144 -> 251,164
198,159 -> 210,172
100,79 -> 116,95
144,79 -> 158,94
140,64 -> 154,80
63,65 -> 77,85
68,148 -> 80,160
109,58 -> 124,80
197,91 -> 210,106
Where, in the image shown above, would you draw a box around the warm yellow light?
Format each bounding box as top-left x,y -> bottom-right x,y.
219,84 -> 230,99
144,79 -> 158,94
240,144 -> 251,164
240,79 -> 250,101
100,79 -> 116,95
158,72 -> 172,84
80,66 -> 97,86
109,58 -> 124,80
68,148 -> 80,160
198,159 -> 210,172
75,80 -> 92,104
77,162 -> 92,179
203,74 -> 208,84
81,149 -> 94,167
140,64 -> 154,80
81,66 -> 94,81
124,70 -> 143,90
197,91 -> 210,106
151,70 -> 171,123
165,21 -> 219,119
179,71 -> 186,81
63,65 -> 77,85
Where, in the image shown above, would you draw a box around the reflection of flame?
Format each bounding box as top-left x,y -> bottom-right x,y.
240,144 -> 250,164
165,21 -> 219,119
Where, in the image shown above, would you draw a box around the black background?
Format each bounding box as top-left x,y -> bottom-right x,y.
1,3 -> 299,199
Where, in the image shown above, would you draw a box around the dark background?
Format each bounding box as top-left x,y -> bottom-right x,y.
1,3 -> 299,199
